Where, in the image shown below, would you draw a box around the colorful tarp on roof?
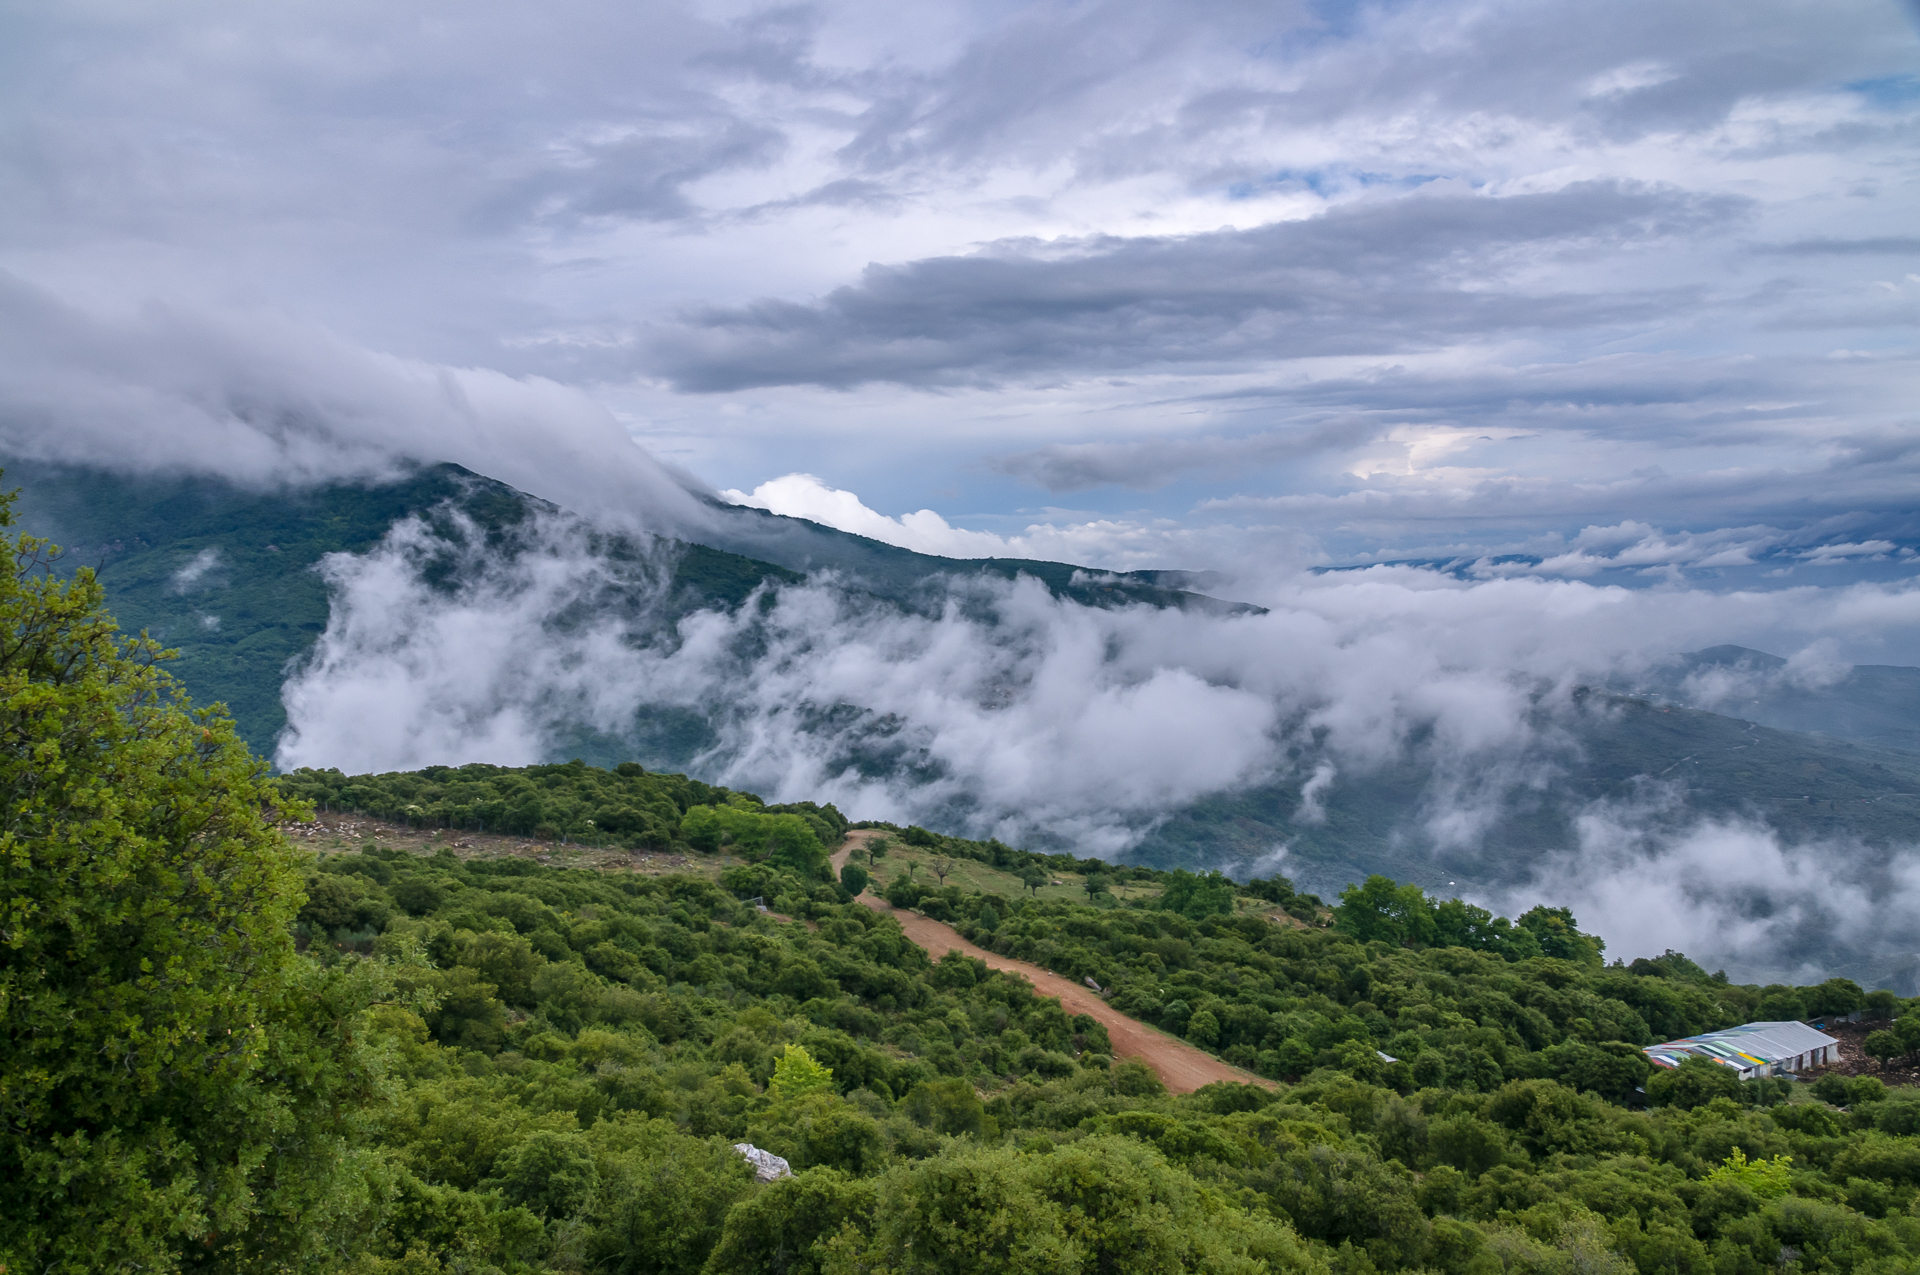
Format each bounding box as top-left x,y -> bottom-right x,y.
1643,1020 -> 1838,1073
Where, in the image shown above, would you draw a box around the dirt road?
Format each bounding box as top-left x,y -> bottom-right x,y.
832,833 -> 1271,1095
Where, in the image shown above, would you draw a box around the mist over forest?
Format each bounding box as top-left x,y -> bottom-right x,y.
15,451 -> 1920,991
7,1 -> 1920,1269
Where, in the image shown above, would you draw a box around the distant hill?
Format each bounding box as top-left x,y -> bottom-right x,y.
7,459 -> 1248,758
695,497 -> 1257,616
10,461 -> 813,753
1629,644 -> 1920,755
16,457 -> 1920,929
1130,691 -> 1920,900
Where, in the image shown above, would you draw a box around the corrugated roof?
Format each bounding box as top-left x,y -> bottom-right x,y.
1643,1020 -> 1838,1072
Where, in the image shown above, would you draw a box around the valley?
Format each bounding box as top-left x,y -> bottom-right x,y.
15,455 -> 1920,985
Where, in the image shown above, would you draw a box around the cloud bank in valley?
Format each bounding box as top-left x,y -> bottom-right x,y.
6,0 -> 1920,981
276,501 -> 1920,979
1497,807 -> 1920,988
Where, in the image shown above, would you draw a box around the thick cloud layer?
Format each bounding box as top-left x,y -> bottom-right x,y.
649,183 -> 1743,392
0,274 -> 709,531
277,506 -> 1920,976
4,0 -> 1916,563
9,0 -> 1920,979
1497,808 -> 1920,987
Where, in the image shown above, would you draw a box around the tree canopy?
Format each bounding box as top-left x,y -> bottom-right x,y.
0,485 -> 381,1272
9,467 -> 1920,1275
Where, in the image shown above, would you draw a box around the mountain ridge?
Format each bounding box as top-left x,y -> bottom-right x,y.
16,457 -> 1920,953
7,458 -> 1254,757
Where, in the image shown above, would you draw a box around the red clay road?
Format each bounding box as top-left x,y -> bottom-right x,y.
830,834 -> 1271,1095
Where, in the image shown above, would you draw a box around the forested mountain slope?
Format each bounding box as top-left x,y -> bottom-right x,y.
15,458 -> 1920,913
222,757 -> 1920,1273
9,475 -> 1920,1273
8,459 -> 1243,757
9,460 -> 804,753
1136,694 -> 1920,899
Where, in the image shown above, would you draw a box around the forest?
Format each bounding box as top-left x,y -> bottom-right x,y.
10,480 -> 1920,1275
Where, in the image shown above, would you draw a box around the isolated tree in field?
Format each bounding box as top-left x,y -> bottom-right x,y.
930,856 -> 954,885
1084,871 -> 1112,902
1021,866 -> 1048,897
866,835 -> 890,867
0,486 -> 381,1273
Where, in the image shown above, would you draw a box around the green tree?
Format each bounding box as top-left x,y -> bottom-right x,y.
484,1129 -> 599,1217
903,1078 -> 990,1137
1805,977 -> 1864,1019
682,803 -> 830,878
1158,869 -> 1235,920
0,493 -> 380,1272
584,1139 -> 753,1275
853,1137 -> 1320,1275
771,1044 -> 835,1099
1334,875 -> 1437,947
1645,1055 -> 1742,1109
840,861 -> 870,896
1705,1147 -> 1794,1200
1517,904 -> 1604,964
1863,1029 -> 1904,1068
700,1167 -> 876,1275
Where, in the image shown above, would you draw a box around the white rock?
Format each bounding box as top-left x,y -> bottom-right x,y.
733,1142 -> 792,1183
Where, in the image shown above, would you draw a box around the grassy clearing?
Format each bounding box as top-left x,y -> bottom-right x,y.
845,837 -> 1166,908
285,814 -> 736,882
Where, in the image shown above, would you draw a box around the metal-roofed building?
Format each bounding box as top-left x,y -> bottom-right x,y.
1642,1021 -> 1840,1079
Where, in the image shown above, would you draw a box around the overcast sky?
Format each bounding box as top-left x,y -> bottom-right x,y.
4,0 -> 1918,577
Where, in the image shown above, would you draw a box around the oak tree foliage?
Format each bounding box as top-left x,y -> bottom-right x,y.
0,489 -> 382,1272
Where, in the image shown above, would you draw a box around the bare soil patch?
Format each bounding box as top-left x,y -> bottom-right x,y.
1804,1019 -> 1920,1086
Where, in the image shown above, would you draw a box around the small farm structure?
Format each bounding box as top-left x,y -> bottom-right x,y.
1643,1021 -> 1839,1079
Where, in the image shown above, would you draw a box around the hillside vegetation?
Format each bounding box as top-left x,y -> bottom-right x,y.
26,456 -> 1920,910
155,772 -> 1920,1274
14,477 -> 1920,1273
9,459 -> 1226,759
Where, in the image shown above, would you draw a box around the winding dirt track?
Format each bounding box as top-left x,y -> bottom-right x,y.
830,834 -> 1271,1095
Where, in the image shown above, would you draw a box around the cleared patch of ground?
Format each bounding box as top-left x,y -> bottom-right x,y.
281,813 -> 732,880
1806,1018 -> 1920,1086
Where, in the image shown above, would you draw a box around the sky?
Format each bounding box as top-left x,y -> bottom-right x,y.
3,0 -> 1918,584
